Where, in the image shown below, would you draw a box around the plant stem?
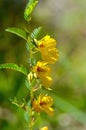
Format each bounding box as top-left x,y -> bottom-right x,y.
29,50 -> 34,130
29,85 -> 33,130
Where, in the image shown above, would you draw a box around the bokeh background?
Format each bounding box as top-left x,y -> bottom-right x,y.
0,0 -> 86,130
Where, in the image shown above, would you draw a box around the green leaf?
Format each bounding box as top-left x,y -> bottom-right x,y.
25,79 -> 30,90
26,42 -> 30,52
24,111 -> 30,122
24,0 -> 38,22
30,27 -> 42,39
0,63 -> 28,76
53,94 -> 86,124
6,27 -> 27,41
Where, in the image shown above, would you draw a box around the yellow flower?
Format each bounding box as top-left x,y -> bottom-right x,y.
32,94 -> 54,116
38,35 -> 59,64
40,126 -> 48,130
33,61 -> 52,88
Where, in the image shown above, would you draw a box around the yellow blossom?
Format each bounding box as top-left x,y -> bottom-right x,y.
32,94 -> 54,116
38,35 -> 59,64
33,61 -> 52,88
40,126 -> 48,130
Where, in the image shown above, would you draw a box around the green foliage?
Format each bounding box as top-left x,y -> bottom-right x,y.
30,27 -> 42,39
25,79 -> 30,90
6,27 -> 28,41
24,0 -> 38,22
0,63 -> 28,76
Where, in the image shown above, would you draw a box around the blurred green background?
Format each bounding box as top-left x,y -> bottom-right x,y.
0,0 -> 86,130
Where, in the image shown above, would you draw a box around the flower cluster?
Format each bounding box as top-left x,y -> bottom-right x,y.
33,35 -> 59,89
27,35 -> 59,128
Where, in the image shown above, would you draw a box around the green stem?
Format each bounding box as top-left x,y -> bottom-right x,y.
30,81 -> 34,129
29,50 -> 34,130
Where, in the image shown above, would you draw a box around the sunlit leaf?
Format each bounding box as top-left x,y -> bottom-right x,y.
24,0 -> 38,21
6,27 -> 27,40
0,63 -> 28,76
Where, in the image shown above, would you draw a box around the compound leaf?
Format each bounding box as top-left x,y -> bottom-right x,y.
24,0 -> 38,21
0,63 -> 28,76
30,26 -> 42,39
6,27 -> 27,41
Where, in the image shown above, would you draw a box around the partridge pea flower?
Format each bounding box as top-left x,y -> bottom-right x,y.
33,61 -> 52,88
38,35 -> 59,64
32,94 -> 54,116
40,126 -> 48,130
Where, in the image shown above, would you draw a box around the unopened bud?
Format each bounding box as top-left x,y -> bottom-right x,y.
27,72 -> 33,82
